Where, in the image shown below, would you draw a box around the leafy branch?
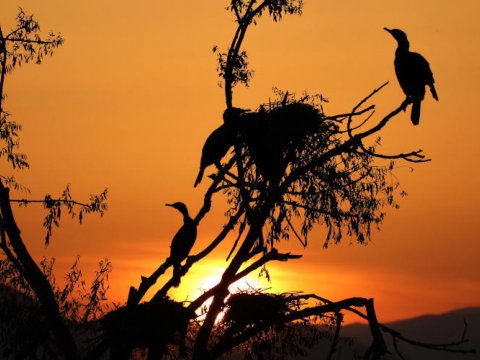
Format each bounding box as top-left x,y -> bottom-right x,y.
9,185 -> 108,245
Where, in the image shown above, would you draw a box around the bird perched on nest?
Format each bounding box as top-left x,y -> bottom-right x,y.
384,28 -> 438,125
194,108 -> 248,187
166,202 -> 197,286
241,103 -> 320,186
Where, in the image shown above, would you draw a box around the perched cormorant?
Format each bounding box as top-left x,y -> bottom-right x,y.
194,108 -> 246,187
166,202 -> 197,286
384,28 -> 438,125
222,107 -> 249,126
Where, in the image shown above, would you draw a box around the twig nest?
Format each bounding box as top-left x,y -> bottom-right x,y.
224,292 -> 289,328
101,298 -> 190,355
239,102 -> 325,184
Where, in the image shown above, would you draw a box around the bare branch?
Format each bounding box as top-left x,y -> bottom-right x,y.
10,197 -> 92,207
126,258 -> 171,307
294,293 -> 476,356
357,142 -> 430,163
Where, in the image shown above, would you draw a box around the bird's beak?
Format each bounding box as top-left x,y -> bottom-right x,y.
384,27 -> 392,34
165,203 -> 173,207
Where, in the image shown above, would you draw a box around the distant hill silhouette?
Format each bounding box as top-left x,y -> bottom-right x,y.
302,307 -> 480,360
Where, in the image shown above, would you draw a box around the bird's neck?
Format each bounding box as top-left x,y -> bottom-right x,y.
181,211 -> 193,224
395,40 -> 410,53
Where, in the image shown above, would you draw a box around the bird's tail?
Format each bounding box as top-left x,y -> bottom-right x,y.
430,84 -> 439,101
194,167 -> 204,187
411,100 -> 421,126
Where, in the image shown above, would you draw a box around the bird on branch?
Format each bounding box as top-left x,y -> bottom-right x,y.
166,202 -> 197,287
384,28 -> 438,125
194,108 -> 247,187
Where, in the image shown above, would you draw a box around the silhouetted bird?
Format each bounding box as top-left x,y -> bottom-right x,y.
166,202 -> 197,286
194,109 -> 245,187
384,28 -> 438,125
222,107 -> 249,126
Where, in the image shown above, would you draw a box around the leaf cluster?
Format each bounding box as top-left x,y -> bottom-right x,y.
228,0 -> 303,22
0,8 -> 63,181
0,8 -> 63,73
214,46 -> 254,88
0,111 -> 28,169
36,185 -> 109,245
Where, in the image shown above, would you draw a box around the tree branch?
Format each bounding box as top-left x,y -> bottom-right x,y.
9,198 -> 93,207
1,37 -> 59,45
126,258 -> 171,307
0,27 -> 7,116
293,293 -> 476,356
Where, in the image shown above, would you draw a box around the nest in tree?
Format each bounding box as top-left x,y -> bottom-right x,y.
223,292 -> 289,330
101,298 -> 190,356
237,100 -> 335,184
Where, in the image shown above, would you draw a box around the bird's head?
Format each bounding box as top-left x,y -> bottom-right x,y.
384,28 -> 409,45
223,107 -> 249,125
166,202 -> 189,217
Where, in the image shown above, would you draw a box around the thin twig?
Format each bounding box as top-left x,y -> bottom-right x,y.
10,198 -> 91,207
1,37 -> 58,45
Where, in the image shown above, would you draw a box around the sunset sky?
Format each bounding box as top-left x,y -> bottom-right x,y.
1,1 -> 479,323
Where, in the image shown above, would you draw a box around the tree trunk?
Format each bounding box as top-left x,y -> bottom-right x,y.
0,183 -> 80,360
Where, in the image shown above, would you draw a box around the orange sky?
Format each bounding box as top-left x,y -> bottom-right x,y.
1,1 -> 479,323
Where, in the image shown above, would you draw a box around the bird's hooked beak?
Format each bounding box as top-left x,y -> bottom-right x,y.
165,203 -> 174,208
384,27 -> 393,34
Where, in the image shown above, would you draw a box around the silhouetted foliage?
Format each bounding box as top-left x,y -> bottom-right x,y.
222,93 -> 397,250
0,8 -> 63,171
0,283 -> 55,359
0,255 -> 112,358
